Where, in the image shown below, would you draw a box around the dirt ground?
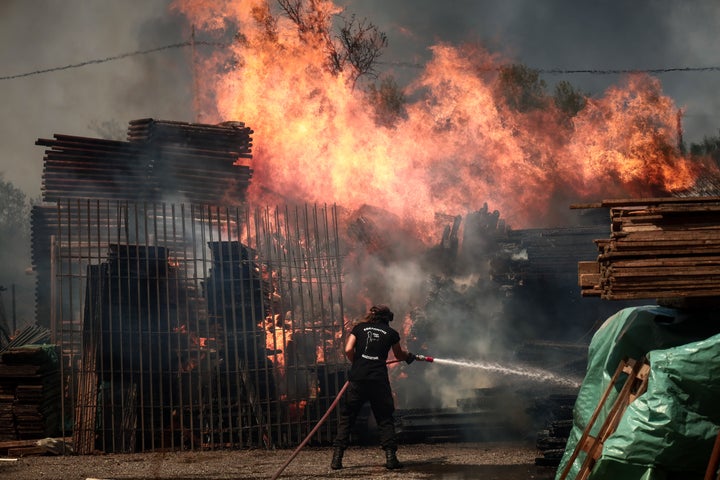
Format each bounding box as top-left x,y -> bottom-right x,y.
0,441 -> 557,480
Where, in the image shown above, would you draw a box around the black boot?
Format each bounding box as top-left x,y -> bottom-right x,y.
384,448 -> 403,469
331,447 -> 344,470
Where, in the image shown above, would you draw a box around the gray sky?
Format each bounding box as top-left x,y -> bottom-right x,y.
349,0 -> 720,141
0,0 -> 191,197
2,0 -> 720,198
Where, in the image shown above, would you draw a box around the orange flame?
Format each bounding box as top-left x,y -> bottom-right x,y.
262,313 -> 290,374
172,0 -> 700,234
563,75 -> 697,196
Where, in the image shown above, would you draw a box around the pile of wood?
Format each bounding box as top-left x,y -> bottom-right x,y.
36,118 -> 253,205
32,118 -> 256,330
576,197 -> 720,300
533,394 -> 577,466
0,345 -> 61,441
127,118 -> 253,154
0,382 -> 13,440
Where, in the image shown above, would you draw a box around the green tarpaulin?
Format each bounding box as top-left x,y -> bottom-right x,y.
557,305 -> 720,480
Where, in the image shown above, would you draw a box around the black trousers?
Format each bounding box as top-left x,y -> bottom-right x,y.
333,379 -> 397,450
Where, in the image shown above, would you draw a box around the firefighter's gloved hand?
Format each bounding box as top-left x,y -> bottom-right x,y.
406,352 -> 416,364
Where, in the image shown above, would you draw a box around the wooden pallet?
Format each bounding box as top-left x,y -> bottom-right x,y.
559,357 -> 650,480
0,437 -> 71,456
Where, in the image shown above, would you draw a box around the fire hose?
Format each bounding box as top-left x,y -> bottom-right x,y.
269,354 -> 434,480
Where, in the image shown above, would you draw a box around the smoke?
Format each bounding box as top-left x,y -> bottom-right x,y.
2,0 -> 720,413
0,0 -> 190,197
414,278 -> 508,409
0,0 -> 192,328
161,0 -> 719,416
334,201 -> 521,409
346,0 -> 720,146
2,1 -> 720,198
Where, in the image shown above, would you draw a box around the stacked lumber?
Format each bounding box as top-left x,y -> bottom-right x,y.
36,135 -> 146,201
1,329 -> 52,439
127,118 -> 253,155
128,119 -> 254,204
0,345 -> 61,440
33,118 -> 255,329
575,196 -> 720,300
533,396 -> 576,466
0,381 -> 14,440
36,118 -> 253,204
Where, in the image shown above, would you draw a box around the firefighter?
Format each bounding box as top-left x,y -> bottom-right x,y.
330,304 -> 416,470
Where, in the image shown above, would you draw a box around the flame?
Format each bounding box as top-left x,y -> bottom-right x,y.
287,399 -> 308,421
563,75 -> 698,196
164,1 -> 715,412
262,313 -> 291,375
171,0 -> 701,233
173,324 -> 211,372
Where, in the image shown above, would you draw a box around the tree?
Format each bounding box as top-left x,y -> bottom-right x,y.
334,14 -> 387,84
365,75 -> 406,127
0,176 -> 33,330
690,131 -> 720,167
0,176 -> 29,235
276,0 -> 387,87
553,80 -> 587,117
496,64 -> 549,113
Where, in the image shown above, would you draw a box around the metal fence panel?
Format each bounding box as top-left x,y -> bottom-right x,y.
52,200 -> 346,452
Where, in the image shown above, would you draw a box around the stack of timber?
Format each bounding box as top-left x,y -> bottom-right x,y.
127,118 -> 253,154
576,196 -> 720,300
532,394 -> 577,466
127,118 -> 253,204
36,135 -> 146,201
36,118 -> 253,204
0,345 -> 61,441
0,379 -> 13,440
32,118 -> 254,329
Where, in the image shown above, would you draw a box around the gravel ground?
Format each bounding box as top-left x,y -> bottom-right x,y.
0,441 -> 557,480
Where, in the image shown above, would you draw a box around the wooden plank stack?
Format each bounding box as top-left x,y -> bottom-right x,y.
32,118 -> 255,330
36,118 -> 254,205
576,196 -> 720,300
0,345 -> 61,441
127,118 -> 253,154
36,135 -> 146,201
0,381 -> 14,440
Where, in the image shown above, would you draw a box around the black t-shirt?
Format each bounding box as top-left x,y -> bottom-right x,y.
349,321 -> 400,382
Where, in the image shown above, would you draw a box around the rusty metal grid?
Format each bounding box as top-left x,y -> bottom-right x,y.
50,199 -> 347,453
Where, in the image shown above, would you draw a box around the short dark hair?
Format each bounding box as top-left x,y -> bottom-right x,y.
368,304 -> 394,323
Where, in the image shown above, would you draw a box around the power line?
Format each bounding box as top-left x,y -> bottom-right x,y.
539,66 -> 720,75
0,40 -> 228,81
2,41 -> 720,81
381,61 -> 720,75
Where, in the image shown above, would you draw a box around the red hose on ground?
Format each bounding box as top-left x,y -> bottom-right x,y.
269,379 -> 349,480
269,359 -> 402,479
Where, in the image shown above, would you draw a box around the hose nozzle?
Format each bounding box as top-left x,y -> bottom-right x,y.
415,354 -> 434,362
